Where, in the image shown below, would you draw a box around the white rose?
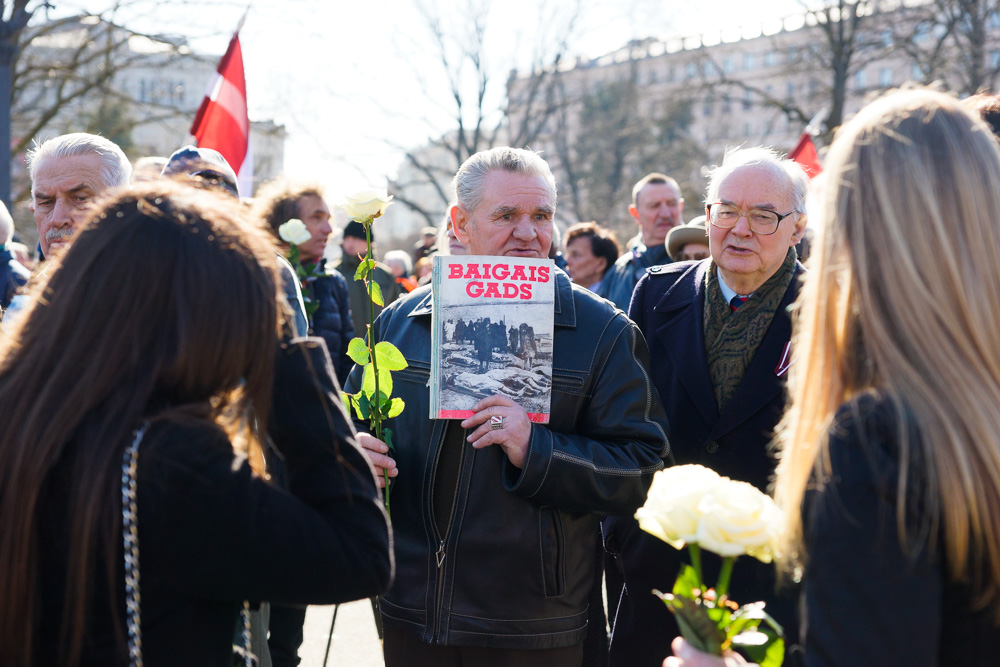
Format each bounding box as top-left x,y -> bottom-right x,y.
694,479 -> 783,563
341,188 -> 393,221
278,218 -> 311,245
635,465 -> 724,550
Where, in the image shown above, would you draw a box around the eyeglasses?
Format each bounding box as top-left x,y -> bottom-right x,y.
680,249 -> 710,261
706,203 -> 797,236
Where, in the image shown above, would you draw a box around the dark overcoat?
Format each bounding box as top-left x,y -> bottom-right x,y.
604,259 -> 803,667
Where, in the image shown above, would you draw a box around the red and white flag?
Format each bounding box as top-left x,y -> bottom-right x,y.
190,17 -> 253,195
789,131 -> 822,179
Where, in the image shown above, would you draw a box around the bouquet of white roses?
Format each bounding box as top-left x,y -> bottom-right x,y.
635,464 -> 785,666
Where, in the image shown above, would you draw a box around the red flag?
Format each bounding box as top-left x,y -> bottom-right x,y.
190,24 -> 253,195
789,131 -> 821,179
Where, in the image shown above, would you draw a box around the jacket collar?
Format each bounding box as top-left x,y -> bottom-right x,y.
407,264 -> 576,327
650,260 -> 803,436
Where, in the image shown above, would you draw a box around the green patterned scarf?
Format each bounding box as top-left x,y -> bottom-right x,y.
704,248 -> 796,410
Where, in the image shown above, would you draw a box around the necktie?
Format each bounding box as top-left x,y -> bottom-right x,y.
730,295 -> 748,312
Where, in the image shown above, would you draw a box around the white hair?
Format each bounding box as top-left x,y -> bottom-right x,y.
705,146 -> 808,215
452,147 -> 557,213
383,249 -> 413,275
27,133 -> 132,195
0,201 -> 12,245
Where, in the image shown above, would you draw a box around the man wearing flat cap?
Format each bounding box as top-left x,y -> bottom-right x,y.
335,219 -> 403,339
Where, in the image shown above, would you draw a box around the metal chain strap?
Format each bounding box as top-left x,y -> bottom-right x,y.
122,422 -> 255,667
123,423 -> 147,667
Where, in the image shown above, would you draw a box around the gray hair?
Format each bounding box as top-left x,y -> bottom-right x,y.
452,147 -> 557,213
0,200 -> 12,244
705,146 -> 808,215
383,249 -> 413,276
27,133 -> 132,195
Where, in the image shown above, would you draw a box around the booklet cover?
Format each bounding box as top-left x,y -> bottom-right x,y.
430,255 -> 555,423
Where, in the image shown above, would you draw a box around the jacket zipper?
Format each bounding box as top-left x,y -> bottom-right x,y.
430,425 -> 465,642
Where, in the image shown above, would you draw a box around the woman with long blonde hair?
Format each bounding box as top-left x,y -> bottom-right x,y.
667,88 -> 1000,665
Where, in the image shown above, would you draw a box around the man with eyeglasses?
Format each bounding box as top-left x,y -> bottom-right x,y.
603,147 -> 807,667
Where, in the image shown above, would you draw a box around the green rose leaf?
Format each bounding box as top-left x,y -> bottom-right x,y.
347,338 -> 371,365
673,565 -> 700,600
383,428 -> 395,452
377,366 -> 393,397
736,629 -> 784,667
361,363 -> 375,397
374,341 -> 408,370
357,392 -> 372,421
388,397 -> 405,418
360,363 -> 393,400
370,281 -> 384,307
664,593 -> 725,656
354,258 -> 377,281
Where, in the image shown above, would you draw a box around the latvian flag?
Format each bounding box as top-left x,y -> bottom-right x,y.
789,131 -> 822,179
190,19 -> 253,196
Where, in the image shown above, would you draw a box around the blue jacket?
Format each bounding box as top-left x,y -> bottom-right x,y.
600,243 -> 670,311
307,261 -> 355,385
0,245 -> 29,311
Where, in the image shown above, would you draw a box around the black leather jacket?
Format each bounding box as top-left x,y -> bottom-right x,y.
346,269 -> 669,650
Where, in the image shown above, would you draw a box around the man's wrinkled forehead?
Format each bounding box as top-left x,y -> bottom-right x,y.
718,163 -> 796,209
32,154 -> 105,197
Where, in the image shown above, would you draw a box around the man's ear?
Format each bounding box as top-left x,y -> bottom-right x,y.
628,204 -> 640,223
452,204 -> 473,245
789,213 -> 808,245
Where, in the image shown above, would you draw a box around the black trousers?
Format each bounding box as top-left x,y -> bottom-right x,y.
383,624 -> 584,667
267,604 -> 306,667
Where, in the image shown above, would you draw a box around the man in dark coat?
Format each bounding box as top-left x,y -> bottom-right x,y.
336,220 -> 402,339
605,147 -> 809,667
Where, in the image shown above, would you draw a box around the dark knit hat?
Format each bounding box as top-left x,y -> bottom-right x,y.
343,220 -> 371,241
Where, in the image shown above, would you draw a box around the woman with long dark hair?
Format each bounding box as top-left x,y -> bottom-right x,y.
0,182 -> 391,665
666,89 -> 1000,666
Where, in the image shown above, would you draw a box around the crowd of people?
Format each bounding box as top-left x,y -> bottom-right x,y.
2,85 -> 1000,667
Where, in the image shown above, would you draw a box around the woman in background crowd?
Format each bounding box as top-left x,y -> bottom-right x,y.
666,88 -> 1000,666
564,221 -> 620,296
0,183 -> 391,666
384,249 -> 418,293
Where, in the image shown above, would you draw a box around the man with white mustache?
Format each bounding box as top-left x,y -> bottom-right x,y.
29,133 -> 131,258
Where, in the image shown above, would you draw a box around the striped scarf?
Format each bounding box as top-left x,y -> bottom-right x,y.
704,248 -> 796,410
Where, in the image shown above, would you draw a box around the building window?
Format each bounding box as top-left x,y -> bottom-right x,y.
744,122 -> 752,137
786,82 -> 795,100
743,88 -> 752,110
764,51 -> 776,67
686,62 -> 698,79
743,53 -> 754,70
855,69 -> 867,90
723,56 -> 734,74
912,63 -> 924,80
704,99 -> 713,116
879,67 -> 892,87
992,51 -> 1000,69
787,46 -> 797,64
722,92 -> 731,113
648,69 -> 658,84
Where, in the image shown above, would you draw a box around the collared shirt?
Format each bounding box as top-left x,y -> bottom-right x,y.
716,268 -> 752,305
